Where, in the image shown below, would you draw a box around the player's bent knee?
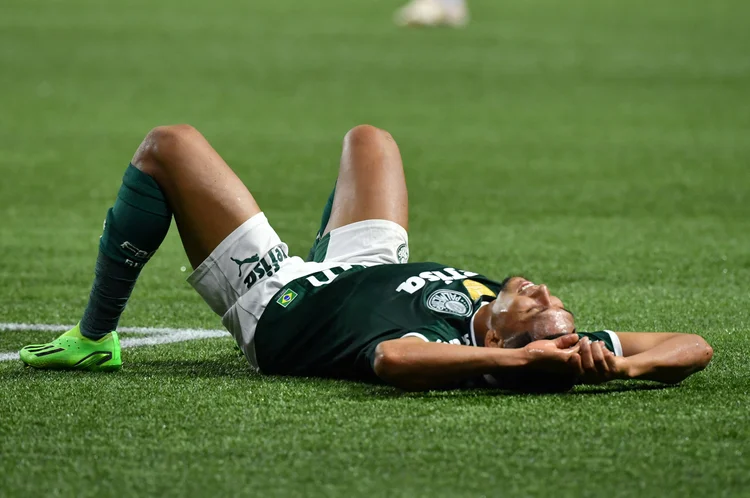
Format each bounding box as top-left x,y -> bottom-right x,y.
132,124 -> 203,173
145,124 -> 202,158
344,124 -> 397,149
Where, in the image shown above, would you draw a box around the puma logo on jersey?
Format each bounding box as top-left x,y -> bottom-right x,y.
395,267 -> 478,295
230,255 -> 260,277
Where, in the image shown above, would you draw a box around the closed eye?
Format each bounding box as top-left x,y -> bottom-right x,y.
525,306 -> 544,317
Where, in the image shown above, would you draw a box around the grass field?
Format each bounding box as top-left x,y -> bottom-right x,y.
1,0 -> 749,496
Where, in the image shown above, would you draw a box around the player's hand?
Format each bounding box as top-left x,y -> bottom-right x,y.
523,334 -> 582,374
577,337 -> 629,384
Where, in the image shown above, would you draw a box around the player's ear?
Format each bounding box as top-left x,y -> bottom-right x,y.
485,329 -> 503,348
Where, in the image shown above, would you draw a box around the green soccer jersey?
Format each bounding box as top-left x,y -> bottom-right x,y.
254,262 -> 617,384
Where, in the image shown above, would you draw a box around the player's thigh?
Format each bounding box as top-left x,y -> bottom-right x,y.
132,124 -> 261,268
324,125 -> 408,235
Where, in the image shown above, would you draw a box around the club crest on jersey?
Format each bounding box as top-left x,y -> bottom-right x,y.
426,290 -> 473,317
397,244 -> 409,264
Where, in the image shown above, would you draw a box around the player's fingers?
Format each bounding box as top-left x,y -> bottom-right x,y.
591,342 -> 608,374
568,352 -> 584,376
604,348 -> 619,371
555,333 -> 579,349
580,338 -> 594,371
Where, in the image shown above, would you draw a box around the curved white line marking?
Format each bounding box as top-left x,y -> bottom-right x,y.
0,323 -> 230,362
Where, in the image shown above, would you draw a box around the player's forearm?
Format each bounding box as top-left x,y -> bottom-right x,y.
622,334 -> 713,384
373,340 -> 528,391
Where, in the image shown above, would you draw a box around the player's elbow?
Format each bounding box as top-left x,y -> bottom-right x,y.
373,341 -> 422,391
373,342 -> 403,382
691,335 -> 714,370
673,334 -> 713,381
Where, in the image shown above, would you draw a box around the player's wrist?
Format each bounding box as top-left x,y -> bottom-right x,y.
617,357 -> 635,379
490,347 -> 530,370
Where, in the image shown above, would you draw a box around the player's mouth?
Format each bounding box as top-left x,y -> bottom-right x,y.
518,280 -> 534,294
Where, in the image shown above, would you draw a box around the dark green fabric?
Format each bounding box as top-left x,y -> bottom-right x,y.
99,164 -> 172,266
311,233 -> 330,263
306,183 -> 336,262
254,262 -> 503,382
577,331 -> 616,353
81,164 -> 172,339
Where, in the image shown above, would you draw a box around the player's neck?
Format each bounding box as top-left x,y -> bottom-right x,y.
472,303 -> 493,347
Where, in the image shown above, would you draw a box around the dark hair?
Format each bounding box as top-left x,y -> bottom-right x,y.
503,330 -> 575,349
498,276 -> 513,291
502,331 -> 534,349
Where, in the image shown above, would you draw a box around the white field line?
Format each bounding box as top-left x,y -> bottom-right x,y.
0,322 -> 226,335
0,323 -> 229,362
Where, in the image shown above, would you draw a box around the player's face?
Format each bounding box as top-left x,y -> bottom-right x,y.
491,277 -> 575,348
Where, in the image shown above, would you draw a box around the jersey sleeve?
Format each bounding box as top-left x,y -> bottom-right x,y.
577,331 -> 623,356
400,327 -> 465,345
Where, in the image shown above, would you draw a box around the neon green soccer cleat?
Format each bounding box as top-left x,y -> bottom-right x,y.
19,323 -> 122,372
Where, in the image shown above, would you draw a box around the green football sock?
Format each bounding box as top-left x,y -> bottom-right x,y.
306,183 -> 336,262
79,164 -> 172,339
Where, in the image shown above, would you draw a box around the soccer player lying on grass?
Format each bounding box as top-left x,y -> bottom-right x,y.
19,124 -> 714,391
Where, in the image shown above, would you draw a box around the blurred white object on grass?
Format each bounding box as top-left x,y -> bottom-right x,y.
394,0 -> 469,27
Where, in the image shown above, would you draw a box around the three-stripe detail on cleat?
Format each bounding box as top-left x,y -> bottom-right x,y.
22,344 -> 66,357
33,348 -> 65,357
73,352 -> 113,367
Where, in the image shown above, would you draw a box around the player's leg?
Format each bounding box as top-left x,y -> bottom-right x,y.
306,182 -> 336,261
327,124 -> 408,232
307,124 -> 407,260
20,124 -> 260,371
132,124 -> 261,269
308,125 -> 410,265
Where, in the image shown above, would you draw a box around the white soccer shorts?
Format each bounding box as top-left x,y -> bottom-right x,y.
187,212 -> 409,370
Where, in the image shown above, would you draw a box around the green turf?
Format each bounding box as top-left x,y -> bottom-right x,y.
1,0 -> 749,496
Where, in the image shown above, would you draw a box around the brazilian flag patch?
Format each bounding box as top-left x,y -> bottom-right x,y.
276,288 -> 298,308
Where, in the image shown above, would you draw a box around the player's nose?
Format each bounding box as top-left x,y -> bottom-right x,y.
533,284 -> 552,306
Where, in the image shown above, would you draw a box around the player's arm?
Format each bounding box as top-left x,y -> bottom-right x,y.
615,332 -> 713,383
579,332 -> 713,385
372,334 -> 582,391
